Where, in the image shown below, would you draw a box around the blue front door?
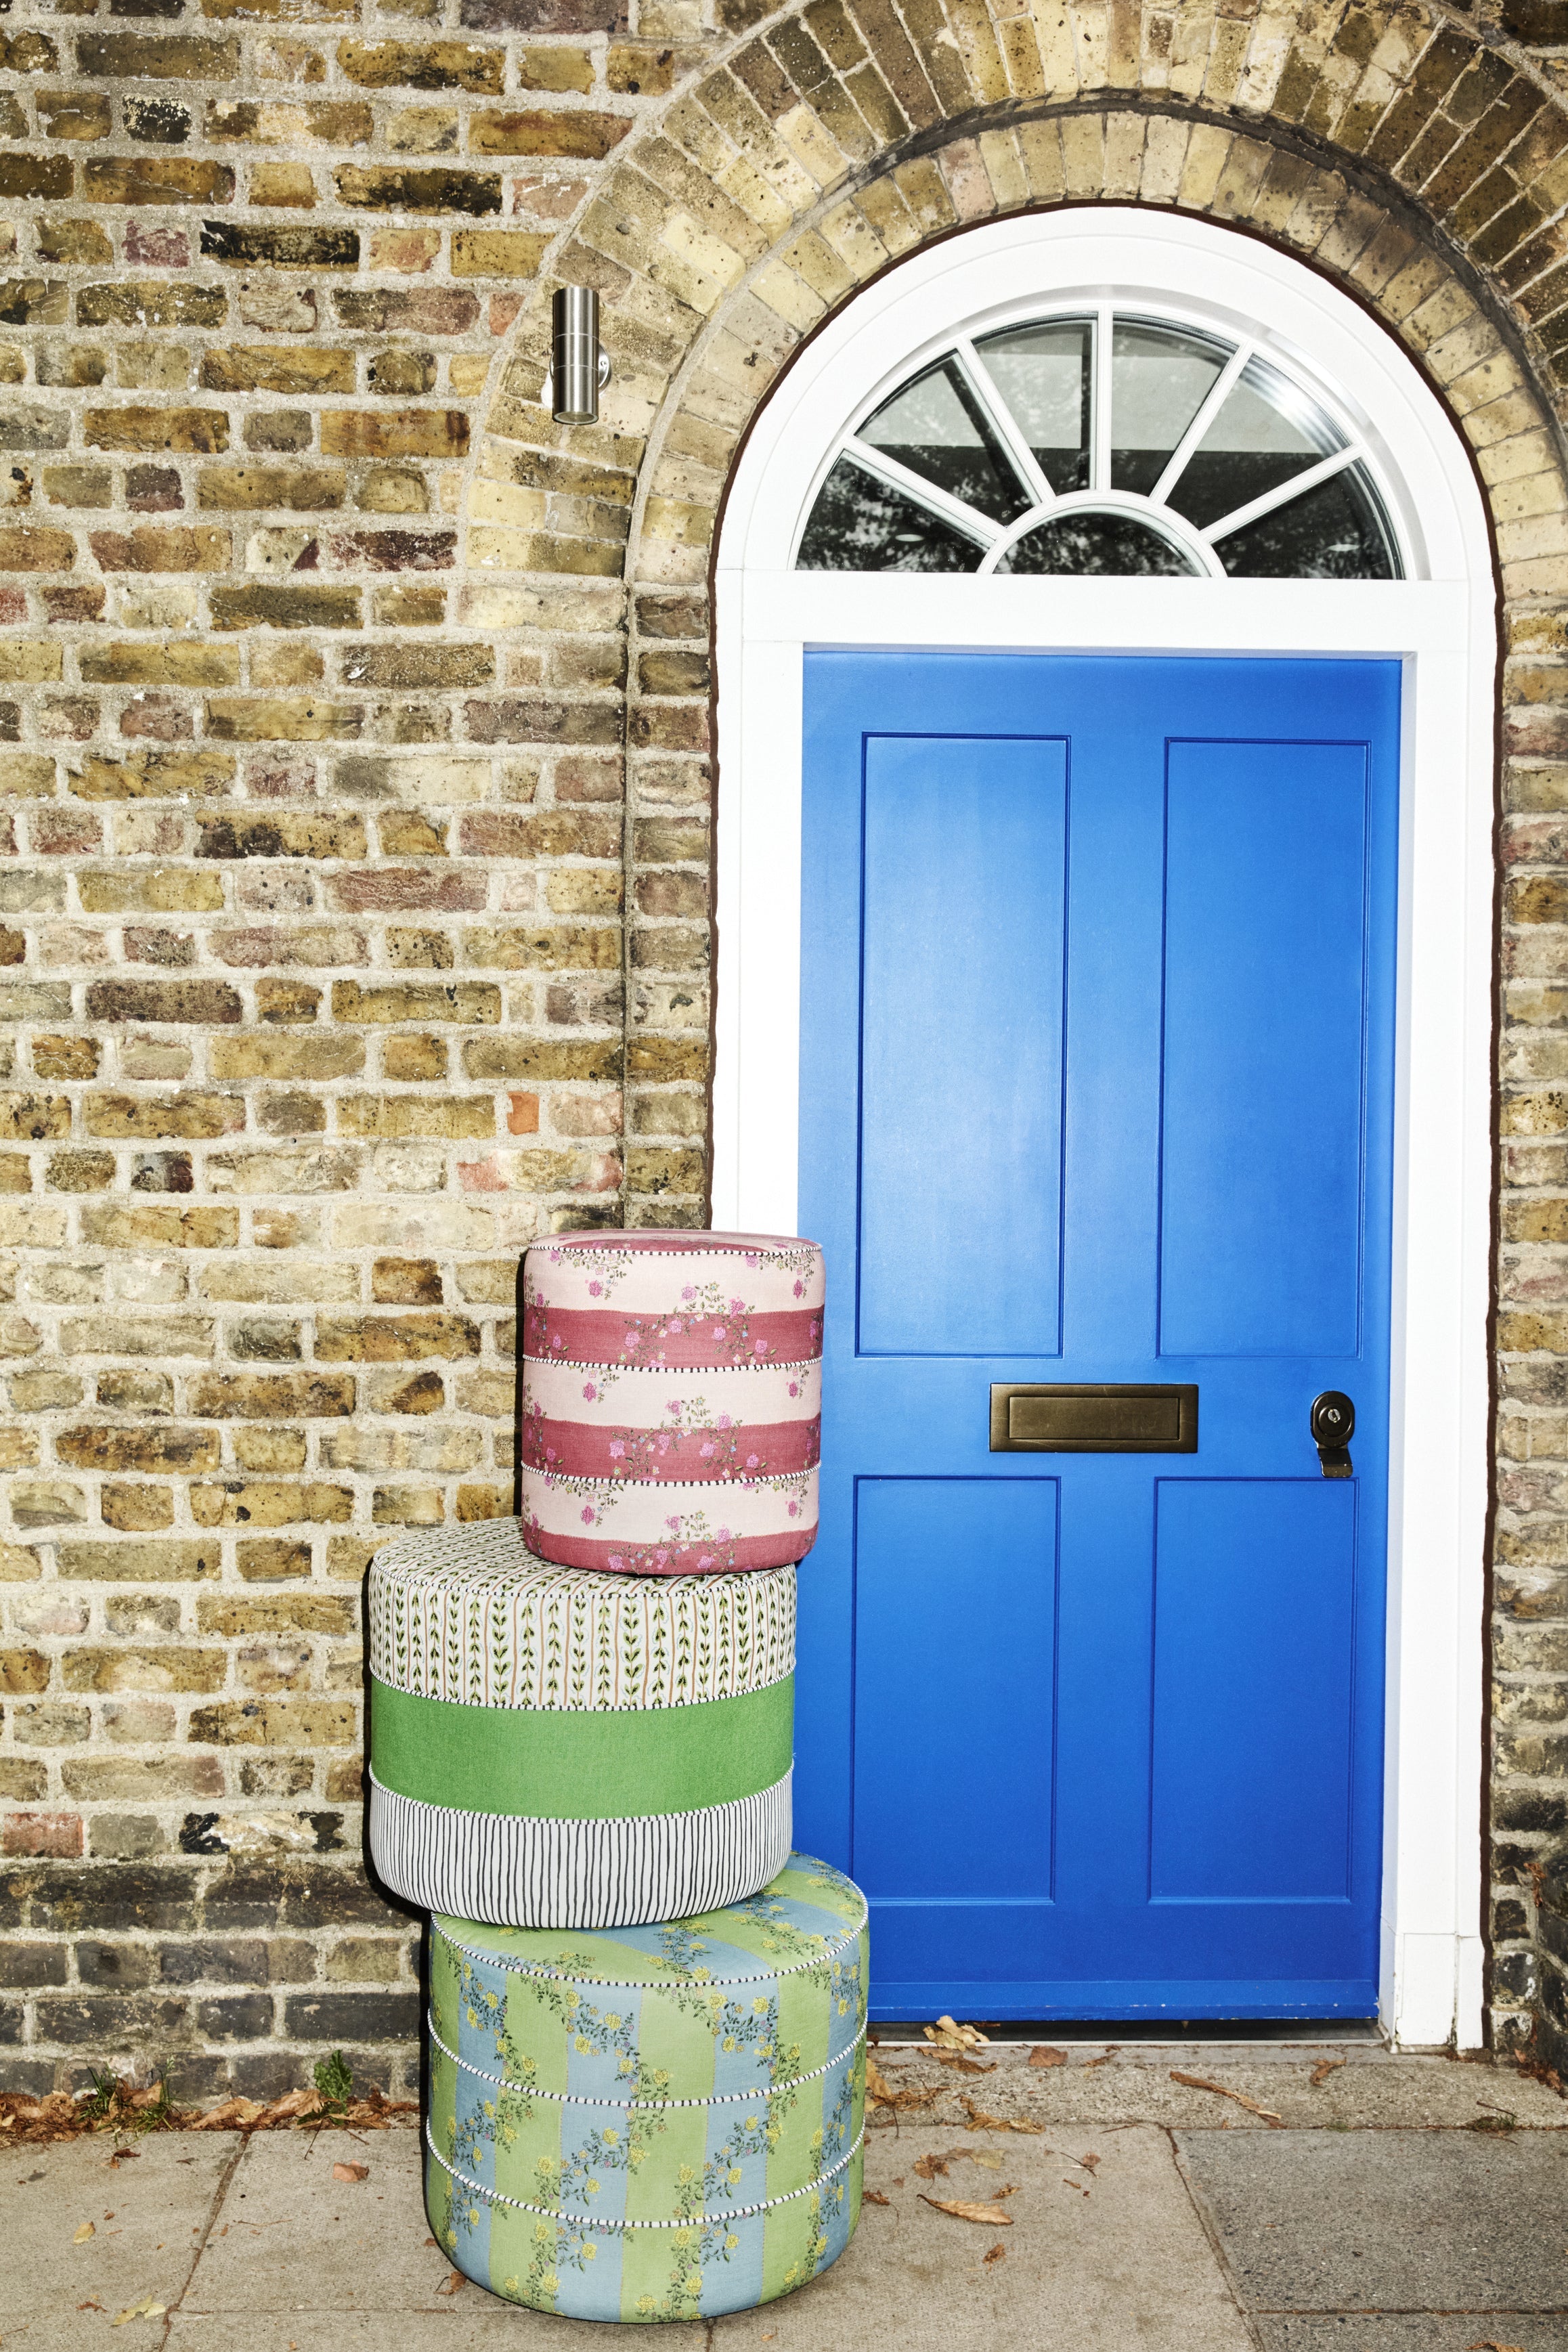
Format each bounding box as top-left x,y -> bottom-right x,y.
798,652 -> 1398,2021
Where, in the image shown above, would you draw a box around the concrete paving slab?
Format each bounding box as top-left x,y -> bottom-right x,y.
3,2133 -> 236,2351
868,2047 -> 1568,2133
1255,2321 -> 1568,2351
705,2122 -> 1254,2351
1177,2127 -> 1568,2313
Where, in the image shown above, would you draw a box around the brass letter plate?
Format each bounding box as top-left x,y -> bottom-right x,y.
989,1383 -> 1199,1453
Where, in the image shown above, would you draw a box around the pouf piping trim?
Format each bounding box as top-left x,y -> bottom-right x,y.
428,2015 -> 866,2110
434,1897 -> 868,1990
426,2118 -> 863,2232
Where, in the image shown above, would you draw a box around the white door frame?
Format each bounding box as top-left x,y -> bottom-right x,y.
710,208 -> 1497,2049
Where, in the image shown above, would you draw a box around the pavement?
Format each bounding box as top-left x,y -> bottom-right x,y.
4,2041 -> 1567,2350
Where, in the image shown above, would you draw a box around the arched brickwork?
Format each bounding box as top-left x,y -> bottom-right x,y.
472,7 -> 1568,2065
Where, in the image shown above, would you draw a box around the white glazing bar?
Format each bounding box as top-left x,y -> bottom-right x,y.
1091,306 -> 1113,492
952,337 -> 1056,511
1200,444 -> 1362,545
1150,339 -> 1253,507
840,438 -> 1006,549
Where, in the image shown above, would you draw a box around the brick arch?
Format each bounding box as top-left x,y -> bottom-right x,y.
471,7 -> 1568,2064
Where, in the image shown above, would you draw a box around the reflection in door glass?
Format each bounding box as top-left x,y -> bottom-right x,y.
974,322 -> 1091,492
1165,355 -> 1344,529
997,513 -> 1198,575
1214,469 -> 1397,579
858,360 -> 1030,523
796,455 -> 986,572
795,306 -> 1403,580
1110,321 -> 1227,497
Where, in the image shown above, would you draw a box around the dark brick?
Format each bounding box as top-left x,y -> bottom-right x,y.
332,290 -> 479,333
460,0 -> 624,25
200,223 -> 359,269
1503,1 -> 1568,37
19,1864 -> 198,1934
0,1940 -> 68,1987
34,1995 -> 190,2045
76,1939 -> 156,1989
283,1988 -> 421,2041
125,97 -> 192,143
85,979 -> 243,1024
197,1994 -> 274,2041
334,166 -> 502,214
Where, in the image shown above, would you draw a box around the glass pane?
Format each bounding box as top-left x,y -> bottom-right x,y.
858,360 -> 1030,523
1110,320 -> 1229,496
974,322 -> 1091,494
1213,465 -> 1396,580
996,510 -> 1198,577
1166,355 -> 1345,531
796,456 -> 985,573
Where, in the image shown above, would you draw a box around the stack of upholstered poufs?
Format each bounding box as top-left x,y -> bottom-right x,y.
367,1232 -> 867,2326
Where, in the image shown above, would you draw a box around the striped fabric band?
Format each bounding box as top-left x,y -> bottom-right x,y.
433,1874 -> 869,1987
523,1305 -> 822,1368
427,2018 -> 867,2110
426,2121 -> 864,2234
370,1766 -> 793,1930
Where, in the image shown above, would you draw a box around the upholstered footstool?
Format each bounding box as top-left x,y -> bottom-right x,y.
521,1232 -> 825,1575
368,1518 -> 795,1928
424,1852 -> 867,2322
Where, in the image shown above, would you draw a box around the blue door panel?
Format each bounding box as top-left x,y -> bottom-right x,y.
799,651 -> 1398,2020
1150,1480 -> 1357,1903
858,736 -> 1068,1357
852,1477 -> 1057,1900
1159,742 -> 1369,1359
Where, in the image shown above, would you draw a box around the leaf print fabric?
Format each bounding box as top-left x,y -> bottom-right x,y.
424,1854 -> 867,2322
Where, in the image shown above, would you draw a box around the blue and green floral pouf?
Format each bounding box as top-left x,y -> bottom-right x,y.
425,1853 -> 867,2322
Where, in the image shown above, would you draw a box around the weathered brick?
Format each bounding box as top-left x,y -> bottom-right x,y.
87,525 -> 231,573
84,982 -> 243,1026
198,465 -> 346,511
336,166 -> 502,213
200,223 -> 360,269
469,109 -> 631,156
201,347 -> 354,395
321,410 -> 469,460
450,231 -> 550,278
339,40 -> 504,89
83,158 -> 236,206
78,32 -> 241,78
58,1539 -> 221,1581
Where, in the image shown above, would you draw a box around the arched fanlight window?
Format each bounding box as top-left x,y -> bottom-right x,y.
795,309 -> 1401,579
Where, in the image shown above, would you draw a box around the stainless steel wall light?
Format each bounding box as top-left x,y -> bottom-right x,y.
539,286 -> 611,424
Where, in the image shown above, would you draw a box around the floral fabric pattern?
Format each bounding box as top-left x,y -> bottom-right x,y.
424,1853 -> 867,2323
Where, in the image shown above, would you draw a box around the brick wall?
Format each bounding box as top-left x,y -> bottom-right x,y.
3,0 -> 1568,2091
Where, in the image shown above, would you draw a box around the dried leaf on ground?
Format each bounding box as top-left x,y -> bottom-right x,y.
925,2016 -> 992,2052
1309,2059 -> 1345,2089
919,2195 -> 1014,2226
1466,2109 -> 1517,2135
1169,2071 -> 1282,2126
926,2049 -> 997,2074
865,2059 -> 942,2114
1082,2050 -> 1118,2070
1076,2152 -> 1100,2175
983,2242 -> 1007,2265
1028,2046 -> 1066,2069
331,2162 -> 369,2183
1466,2340 -> 1525,2351
960,2097 -> 1043,2135
189,2099 -> 265,2133
1063,2176 -> 1090,2194
74,2223 -> 95,2242
862,2189 -> 891,2205
111,2296 -> 166,2326
435,2270 -> 465,2296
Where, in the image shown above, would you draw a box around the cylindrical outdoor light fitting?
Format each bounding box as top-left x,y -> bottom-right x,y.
542,285 -> 611,425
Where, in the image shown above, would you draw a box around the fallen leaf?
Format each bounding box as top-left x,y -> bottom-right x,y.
74,2222 -> 95,2242
331,2162 -> 369,2184
1309,2058 -> 1345,2089
261,2090 -> 326,2127
919,2195 -> 1014,2226
112,2296 -> 167,2326
865,2059 -> 942,2114
925,2049 -> 997,2074
1081,2049 -> 1118,2070
1076,2152 -> 1100,2175
925,2016 -> 991,2052
128,2085 -> 165,2111
960,2097 -> 1043,2135
435,2269 -> 465,2296
983,2242 -> 1007,2266
1170,2071 -> 1282,2126
423,2236 -> 439,2249
188,2099 -> 265,2134
1028,2046 -> 1066,2069
78,2301 -> 105,2313
1063,2177 -> 1091,2196
106,2150 -> 140,2166
862,2189 -> 891,2205
1466,2341 -> 1525,2351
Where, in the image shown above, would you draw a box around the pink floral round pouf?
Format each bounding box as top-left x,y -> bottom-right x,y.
520,1232 -> 825,1576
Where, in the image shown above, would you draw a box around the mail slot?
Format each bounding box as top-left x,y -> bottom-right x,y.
989,1383 -> 1199,1453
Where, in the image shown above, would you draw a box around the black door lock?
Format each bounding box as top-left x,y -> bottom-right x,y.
1311,1391 -> 1355,1479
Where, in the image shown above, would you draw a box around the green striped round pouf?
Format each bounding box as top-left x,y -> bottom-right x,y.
425,1853 -> 867,2324
368,1517 -> 794,1928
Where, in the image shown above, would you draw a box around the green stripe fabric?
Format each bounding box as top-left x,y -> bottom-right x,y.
370,1674 -> 794,1822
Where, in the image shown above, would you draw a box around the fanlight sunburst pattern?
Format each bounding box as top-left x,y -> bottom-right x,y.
796,309 -> 1401,580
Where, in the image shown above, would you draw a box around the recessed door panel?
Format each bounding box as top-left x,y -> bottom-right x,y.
858,735 -> 1068,1357
1150,1479 -> 1357,1902
852,1475 -> 1057,1901
1159,741 -> 1368,1359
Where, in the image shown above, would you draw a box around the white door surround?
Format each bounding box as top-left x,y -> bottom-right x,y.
712,206 -> 1498,2049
